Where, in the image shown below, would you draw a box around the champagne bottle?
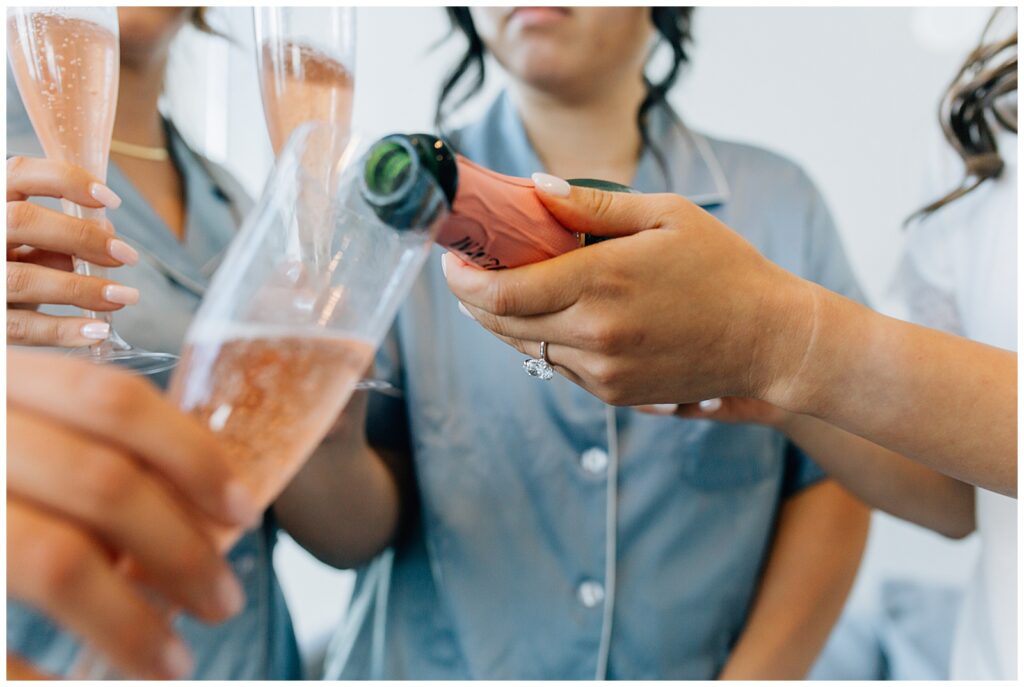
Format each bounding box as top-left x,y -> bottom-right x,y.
361,133 -> 635,270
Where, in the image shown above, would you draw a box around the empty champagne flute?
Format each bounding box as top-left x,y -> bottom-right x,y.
71,122 -> 448,679
7,7 -> 178,374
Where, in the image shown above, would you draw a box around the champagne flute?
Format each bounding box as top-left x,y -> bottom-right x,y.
254,6 -> 356,157
7,7 -> 178,375
253,8 -> 398,392
72,122 -> 449,678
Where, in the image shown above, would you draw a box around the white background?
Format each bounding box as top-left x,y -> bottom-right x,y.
163,6 -> 997,670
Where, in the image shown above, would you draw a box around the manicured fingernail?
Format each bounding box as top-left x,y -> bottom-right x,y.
80,322 -> 110,340
108,239 -> 139,265
214,573 -> 246,617
699,398 -> 722,413
651,403 -> 679,415
441,252 -> 450,278
103,284 -> 140,305
224,482 -> 259,526
531,172 -> 571,197
457,302 -> 475,320
160,639 -> 194,679
89,182 -> 121,209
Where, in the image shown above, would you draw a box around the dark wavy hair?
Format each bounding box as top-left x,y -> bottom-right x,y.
908,8 -> 1017,224
436,8 -> 694,175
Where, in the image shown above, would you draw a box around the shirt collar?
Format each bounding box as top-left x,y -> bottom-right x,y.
453,90 -> 730,208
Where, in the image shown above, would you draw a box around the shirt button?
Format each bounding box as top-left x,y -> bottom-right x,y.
577,580 -> 606,608
234,554 -> 257,576
580,447 -> 609,475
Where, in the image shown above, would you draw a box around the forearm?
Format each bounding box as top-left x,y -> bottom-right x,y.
765,282 -> 1016,497
274,437 -> 399,569
780,413 -> 975,538
273,394 -> 402,569
718,480 -> 869,680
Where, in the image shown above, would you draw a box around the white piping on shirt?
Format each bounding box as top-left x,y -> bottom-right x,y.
595,404 -> 620,680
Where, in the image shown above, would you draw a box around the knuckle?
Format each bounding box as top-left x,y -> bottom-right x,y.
74,370 -> 149,422
78,448 -> 142,513
60,164 -> 87,192
53,318 -> 82,346
176,537 -> 215,579
592,187 -> 617,220
7,313 -> 29,343
6,263 -> 33,297
6,200 -> 34,232
65,274 -> 93,303
650,193 -> 686,226
583,317 -> 622,352
32,528 -> 94,601
6,155 -> 27,178
602,386 -> 631,407
121,623 -> 171,672
72,219 -> 98,252
44,316 -> 71,347
587,356 -> 625,391
486,280 -> 518,317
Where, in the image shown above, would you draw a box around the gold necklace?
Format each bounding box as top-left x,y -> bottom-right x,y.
110,138 -> 170,162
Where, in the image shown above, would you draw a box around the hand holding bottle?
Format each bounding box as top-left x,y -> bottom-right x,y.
7,349 -> 260,678
6,155 -> 140,347
442,178 -> 815,408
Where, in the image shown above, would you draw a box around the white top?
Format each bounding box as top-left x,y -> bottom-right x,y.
895,125 -> 1017,679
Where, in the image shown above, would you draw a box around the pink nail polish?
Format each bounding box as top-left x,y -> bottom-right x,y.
531,172 -> 571,198
441,252 -> 449,278
81,322 -> 110,340
103,284 -> 140,305
699,398 -> 723,413
89,182 -> 122,209
108,239 -> 139,265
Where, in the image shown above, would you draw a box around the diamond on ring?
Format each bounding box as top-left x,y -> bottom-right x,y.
523,357 -> 554,380
523,341 -> 555,380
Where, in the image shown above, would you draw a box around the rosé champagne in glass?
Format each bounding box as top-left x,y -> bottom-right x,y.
7,11 -> 117,179
255,7 -> 356,266
7,7 -> 178,374
170,325 -> 375,547
259,41 -> 354,156
255,7 -> 355,155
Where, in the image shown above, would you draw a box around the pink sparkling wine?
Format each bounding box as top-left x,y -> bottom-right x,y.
259,41 -> 354,155
7,12 -> 118,179
168,327 -> 375,549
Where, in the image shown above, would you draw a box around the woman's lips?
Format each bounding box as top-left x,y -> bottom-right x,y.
507,7 -> 571,29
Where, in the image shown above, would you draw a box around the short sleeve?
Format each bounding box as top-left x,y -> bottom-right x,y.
365,322 -> 411,452
364,322 -> 418,539
781,441 -> 828,498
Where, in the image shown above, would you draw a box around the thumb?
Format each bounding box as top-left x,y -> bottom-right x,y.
531,172 -> 687,238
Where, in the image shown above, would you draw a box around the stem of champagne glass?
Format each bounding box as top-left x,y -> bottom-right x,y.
59,200 -> 133,358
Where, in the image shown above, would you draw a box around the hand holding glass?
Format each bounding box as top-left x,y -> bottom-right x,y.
6,7 -> 176,374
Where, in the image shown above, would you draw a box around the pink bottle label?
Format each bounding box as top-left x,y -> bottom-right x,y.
437,155 -> 581,270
